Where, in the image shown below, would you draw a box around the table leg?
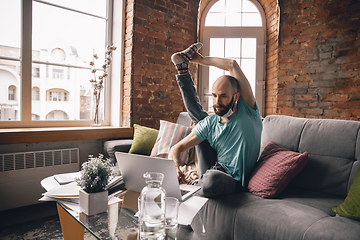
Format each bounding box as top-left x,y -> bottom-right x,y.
56,203 -> 85,240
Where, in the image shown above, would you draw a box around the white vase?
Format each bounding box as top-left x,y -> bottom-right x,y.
79,189 -> 108,216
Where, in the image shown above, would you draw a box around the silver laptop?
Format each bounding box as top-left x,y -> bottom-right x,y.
115,152 -> 200,202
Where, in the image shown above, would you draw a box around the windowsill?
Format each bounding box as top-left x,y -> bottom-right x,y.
0,126 -> 133,145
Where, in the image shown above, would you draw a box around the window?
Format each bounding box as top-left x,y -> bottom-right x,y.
32,87 -> 40,100
32,67 -> 40,77
8,86 -> 16,101
0,0 -> 123,127
200,0 -> 266,116
52,69 -> 64,79
47,89 -> 69,101
49,91 -> 61,101
51,48 -> 66,62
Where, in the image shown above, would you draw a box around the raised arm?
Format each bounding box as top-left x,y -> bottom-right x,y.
191,53 -> 256,110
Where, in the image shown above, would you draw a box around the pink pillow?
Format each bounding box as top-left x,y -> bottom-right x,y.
248,141 -> 308,198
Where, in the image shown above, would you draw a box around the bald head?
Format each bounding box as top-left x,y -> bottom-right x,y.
213,75 -> 240,95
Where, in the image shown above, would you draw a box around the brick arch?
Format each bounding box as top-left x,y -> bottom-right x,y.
197,0 -> 280,116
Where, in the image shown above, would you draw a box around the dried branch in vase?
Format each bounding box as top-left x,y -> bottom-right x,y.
89,45 -> 117,125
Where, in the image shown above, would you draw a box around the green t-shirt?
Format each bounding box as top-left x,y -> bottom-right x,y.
192,96 -> 262,186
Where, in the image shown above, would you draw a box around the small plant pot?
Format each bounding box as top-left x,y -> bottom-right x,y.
79,189 -> 108,216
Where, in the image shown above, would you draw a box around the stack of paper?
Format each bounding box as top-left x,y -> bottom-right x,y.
40,172 -> 124,214
39,181 -> 81,212
54,172 -> 81,185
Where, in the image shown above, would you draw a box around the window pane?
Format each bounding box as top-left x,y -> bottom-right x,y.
210,38 -> 224,57
242,38 -> 256,58
205,13 -> 225,26
243,0 -> 259,13
209,0 -> 225,12
0,59 -> 20,121
0,0 -> 21,53
225,38 -> 240,58
241,58 -> 256,94
32,2 -> 107,65
42,0 -> 107,18
226,0 -> 241,13
0,0 -> 21,122
32,64 -> 96,121
208,66 -> 225,110
242,13 -> 262,27
205,0 -> 262,27
226,13 -> 241,26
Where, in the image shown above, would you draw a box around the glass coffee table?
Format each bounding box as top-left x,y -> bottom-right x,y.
41,175 -> 206,240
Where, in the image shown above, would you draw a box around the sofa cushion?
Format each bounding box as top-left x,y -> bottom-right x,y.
332,168 -> 360,221
128,124 -> 159,156
278,188 -> 344,217
150,120 -> 193,165
192,192 -> 331,240
302,215 -> 360,240
248,140 -> 308,198
260,115 -> 308,153
233,198 -> 330,240
294,118 -> 360,198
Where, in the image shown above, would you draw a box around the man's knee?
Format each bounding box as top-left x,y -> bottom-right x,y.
199,170 -> 236,197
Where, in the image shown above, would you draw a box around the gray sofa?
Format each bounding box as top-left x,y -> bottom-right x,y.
190,114 -> 360,240
104,114 -> 360,240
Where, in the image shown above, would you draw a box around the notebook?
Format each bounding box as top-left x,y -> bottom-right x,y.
115,152 -> 200,202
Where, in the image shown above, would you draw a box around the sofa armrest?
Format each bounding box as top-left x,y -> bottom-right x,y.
104,139 -> 133,164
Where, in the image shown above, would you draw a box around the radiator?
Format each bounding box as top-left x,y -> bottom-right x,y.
0,148 -> 79,211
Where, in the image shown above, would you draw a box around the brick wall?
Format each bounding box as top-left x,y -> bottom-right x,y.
123,0 -> 360,128
261,0 -> 280,116
123,0 -> 200,127
277,0 -> 360,120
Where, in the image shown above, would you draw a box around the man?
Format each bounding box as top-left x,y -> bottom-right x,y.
169,43 -> 262,197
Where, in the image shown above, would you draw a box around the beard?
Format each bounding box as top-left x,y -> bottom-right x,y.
213,96 -> 235,117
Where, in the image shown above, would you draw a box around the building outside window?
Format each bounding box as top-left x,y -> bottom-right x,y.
0,0 -> 121,126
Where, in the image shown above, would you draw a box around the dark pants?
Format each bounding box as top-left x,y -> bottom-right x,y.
176,73 -> 244,197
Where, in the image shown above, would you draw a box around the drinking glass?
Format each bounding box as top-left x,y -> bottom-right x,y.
165,197 -> 179,230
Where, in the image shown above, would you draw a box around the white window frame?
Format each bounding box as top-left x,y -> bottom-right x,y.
199,0 -> 266,116
0,0 -> 125,128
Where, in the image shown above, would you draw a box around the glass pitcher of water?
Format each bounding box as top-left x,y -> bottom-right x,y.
139,172 -> 166,240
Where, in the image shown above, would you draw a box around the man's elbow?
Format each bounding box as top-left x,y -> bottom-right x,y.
229,59 -> 238,69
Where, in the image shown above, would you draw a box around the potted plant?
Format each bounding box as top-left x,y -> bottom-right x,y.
76,154 -> 113,216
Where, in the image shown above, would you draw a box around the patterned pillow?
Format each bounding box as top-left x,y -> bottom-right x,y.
150,120 -> 193,165
248,140 -> 308,198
